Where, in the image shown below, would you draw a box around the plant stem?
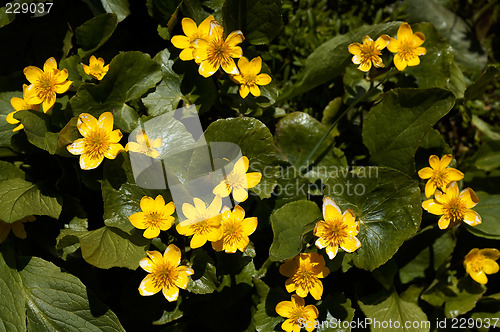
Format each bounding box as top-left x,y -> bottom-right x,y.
299,67 -> 396,172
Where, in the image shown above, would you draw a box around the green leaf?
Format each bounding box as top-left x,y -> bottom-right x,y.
0,178 -> 62,223
362,88 -> 455,175
465,65 -> 500,100
421,276 -> 486,318
0,6 -> 16,28
0,246 -> 26,332
0,160 -> 25,180
14,110 -> 57,154
222,0 -> 283,45
142,49 -> 185,116
471,117 -> 500,142
473,140 -> 500,172
398,229 -> 456,284
274,165 -> 310,208
464,192 -> 500,240
269,200 -> 322,261
77,226 -> 149,270
76,13 -> 118,58
0,248 -> 125,331
274,112 -> 346,184
316,293 -> 355,332
202,117 -> 280,199
0,91 -> 21,147
59,55 -> 84,89
253,279 -> 287,332
100,0 -> 130,22
471,296 -> 500,325
324,167 -> 421,271
359,290 -> 429,332
278,21 -> 400,101
69,51 -> 162,131
404,0 -> 487,76
186,248 -> 218,294
403,23 -> 466,99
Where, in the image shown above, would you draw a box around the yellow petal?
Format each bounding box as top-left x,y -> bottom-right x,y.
246,172 -> 262,189
199,15 -> 214,35
10,97 -> 28,112
372,56 -> 385,68
323,197 -> 341,220
54,68 -> 69,83
459,188 -> 479,209
375,34 -> 390,49
80,153 -> 104,170
143,226 -> 160,239
6,110 -> 20,125
12,123 -> 24,132
256,73 -> 272,86
415,47 -> 427,56
162,285 -> 180,302
393,54 -> 407,71
387,38 -> 399,53
438,216 -> 450,230
221,57 -> 239,75
176,222 -> 194,236
140,196 -> 155,212
138,274 -> 161,296
179,48 -> 194,61
304,304 -> 319,319
397,22 -> 413,41
162,201 -> 175,216
98,112 -> 114,133
414,32 -> 426,46
236,236 -> 250,252
445,181 -> 460,197
279,259 -> 298,277
212,239 -> 223,251
139,257 -> 154,273
239,85 -> 250,98
482,260 -> 499,275
424,180 -> 438,198
103,143 -> 124,159
190,233 -> 207,248
428,155 -> 440,169
482,249 -> 500,260
275,300 -> 293,317
154,195 -> 165,209
23,66 -> 43,84
233,187 -> 248,203
309,280 -> 323,300
348,43 -> 362,55
164,244 -> 181,266
77,113 -> 98,137
198,60 -> 218,78
207,196 -> 222,217
418,167 -> 433,179
109,129 -> 123,144
241,217 -> 258,236
171,35 -> 191,49
174,269 -> 191,289
43,57 -> 58,72
445,168 -> 464,182
422,199 -> 444,215
407,56 -> 420,67
147,250 -> 164,264
54,80 -> 72,94
248,56 -> 262,75
281,319 -> 297,332
463,210 -> 481,226
249,84 -> 261,97
213,181 -> 231,197
209,20 -> 224,38
42,93 -> 56,113
325,244 -> 339,260
182,203 -> 197,220
237,56 -> 250,74
225,30 -> 244,47
438,154 -> 452,169
358,60 -> 372,72
341,235 -> 361,252
128,212 -> 147,229
158,216 -> 174,231
181,17 -> 197,37
470,270 -> 488,284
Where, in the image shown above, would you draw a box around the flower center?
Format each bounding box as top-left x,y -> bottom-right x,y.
323,219 -> 348,246
432,170 -> 447,187
398,40 -> 417,61
84,129 -> 111,159
36,72 -> 57,99
152,263 -> 177,289
292,266 -> 318,291
470,256 -> 485,272
444,197 -> 465,223
145,211 -> 162,227
207,37 -> 232,68
222,221 -> 243,245
289,306 -> 310,325
361,42 -> 381,60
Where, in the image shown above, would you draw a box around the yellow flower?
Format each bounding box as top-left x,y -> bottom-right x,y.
418,154 -> 464,198
211,205 -> 257,253
125,129 -> 162,158
348,35 -> 390,72
23,57 -> 73,113
67,112 -> 124,170
0,216 -> 35,243
83,55 -> 109,80
422,182 -> 481,230
212,156 -> 262,203
171,15 -> 214,63
314,197 -> 360,259
176,196 -> 222,249
138,244 -> 194,301
230,56 -> 272,98
6,84 -> 40,132
464,248 -> 500,285
128,195 -> 175,239
387,22 -> 426,71
275,294 -> 319,332
192,20 -> 244,78
279,252 -> 330,300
